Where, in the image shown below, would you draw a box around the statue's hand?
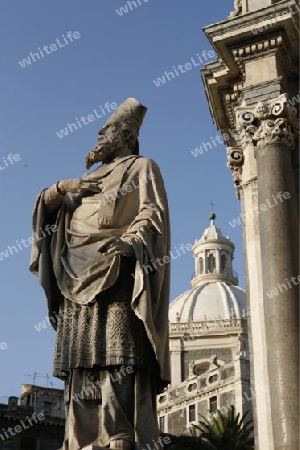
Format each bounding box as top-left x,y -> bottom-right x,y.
57,179 -> 101,195
97,237 -> 132,256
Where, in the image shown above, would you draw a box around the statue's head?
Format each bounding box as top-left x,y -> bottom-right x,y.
85,98 -> 147,169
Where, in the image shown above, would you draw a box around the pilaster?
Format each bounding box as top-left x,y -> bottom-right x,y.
170,339 -> 183,386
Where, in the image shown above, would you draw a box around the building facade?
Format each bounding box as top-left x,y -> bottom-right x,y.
157,215 -> 252,436
0,385 -> 64,450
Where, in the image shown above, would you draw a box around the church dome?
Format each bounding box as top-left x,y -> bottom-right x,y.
169,281 -> 246,322
169,214 -> 246,323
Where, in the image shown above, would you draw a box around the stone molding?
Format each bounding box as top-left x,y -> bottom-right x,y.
232,34 -> 298,77
202,1 -> 299,138
169,318 -> 248,335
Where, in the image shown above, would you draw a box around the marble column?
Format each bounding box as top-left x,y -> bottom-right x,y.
236,95 -> 299,449
257,146 -> 299,450
216,250 -> 221,274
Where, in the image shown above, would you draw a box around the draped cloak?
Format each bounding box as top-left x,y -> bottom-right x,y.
29,155 -> 171,390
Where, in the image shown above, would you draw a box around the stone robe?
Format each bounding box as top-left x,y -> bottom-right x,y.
30,155 -> 171,392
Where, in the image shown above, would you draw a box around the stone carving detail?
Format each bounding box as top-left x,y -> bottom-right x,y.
227,146 -> 243,171
235,94 -> 299,150
227,146 -> 243,192
224,84 -> 243,130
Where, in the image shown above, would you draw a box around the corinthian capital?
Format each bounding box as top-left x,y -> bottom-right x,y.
235,94 -> 299,150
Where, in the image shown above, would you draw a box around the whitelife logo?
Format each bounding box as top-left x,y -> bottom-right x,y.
153,49 -> 216,87
55,101 -> 118,139
266,275 -> 300,299
18,31 -> 81,68
0,153 -> 21,172
0,225 -> 58,262
228,191 -> 291,228
0,413 -> 45,442
116,0 -> 150,16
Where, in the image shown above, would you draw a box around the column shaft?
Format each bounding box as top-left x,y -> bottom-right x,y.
256,142 -> 299,450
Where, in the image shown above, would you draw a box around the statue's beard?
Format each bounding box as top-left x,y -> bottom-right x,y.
85,140 -> 119,169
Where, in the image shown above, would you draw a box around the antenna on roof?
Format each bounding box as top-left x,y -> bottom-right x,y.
24,372 -> 51,387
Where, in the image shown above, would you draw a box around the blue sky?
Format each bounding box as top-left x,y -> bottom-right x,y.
0,0 -> 245,397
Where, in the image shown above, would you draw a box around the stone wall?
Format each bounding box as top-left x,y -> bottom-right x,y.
167,408 -> 187,436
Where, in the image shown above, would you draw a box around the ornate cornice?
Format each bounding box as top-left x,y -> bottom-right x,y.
235,93 -> 299,150
202,2 -> 299,137
232,34 -> 298,77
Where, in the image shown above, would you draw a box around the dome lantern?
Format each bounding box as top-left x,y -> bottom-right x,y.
191,214 -> 238,287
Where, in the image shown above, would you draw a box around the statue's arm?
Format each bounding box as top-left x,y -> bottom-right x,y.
43,179 -> 101,213
43,182 -> 66,214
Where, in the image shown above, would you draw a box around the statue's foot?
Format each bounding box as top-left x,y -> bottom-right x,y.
110,439 -> 132,450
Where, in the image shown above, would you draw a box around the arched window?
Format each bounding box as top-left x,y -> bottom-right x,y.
207,253 -> 215,273
199,257 -> 204,274
221,255 -> 227,274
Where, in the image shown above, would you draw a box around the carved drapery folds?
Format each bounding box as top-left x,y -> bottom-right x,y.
235,94 -> 299,151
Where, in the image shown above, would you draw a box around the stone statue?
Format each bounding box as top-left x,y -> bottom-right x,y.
236,334 -> 246,357
229,0 -> 242,17
234,0 -> 242,9
29,98 -> 171,450
188,360 -> 195,378
208,352 -> 219,371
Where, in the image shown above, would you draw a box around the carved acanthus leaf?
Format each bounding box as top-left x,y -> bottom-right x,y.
235,94 -> 299,149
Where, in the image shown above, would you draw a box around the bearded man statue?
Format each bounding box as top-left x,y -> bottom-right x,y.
29,98 -> 171,450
